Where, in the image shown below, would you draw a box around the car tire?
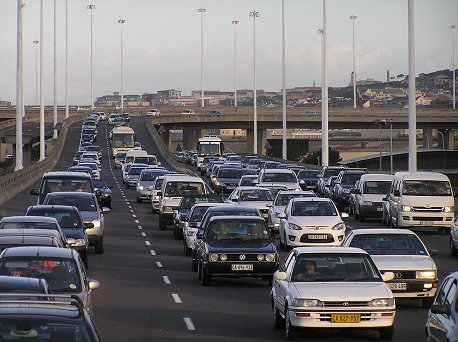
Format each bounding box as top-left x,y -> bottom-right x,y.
358,208 -> 365,222
284,233 -> 292,252
136,197 -> 141,203
272,302 -> 283,330
354,208 -> 359,220
184,244 -> 191,256
422,297 -> 434,308
379,325 -> 394,340
199,261 -> 211,286
285,306 -> 298,340
81,251 -> 88,269
159,216 -> 167,231
95,237 -> 104,254
192,258 -> 198,272
279,233 -> 285,249
443,227 -> 451,235
173,226 -> 181,240
451,237 -> 458,257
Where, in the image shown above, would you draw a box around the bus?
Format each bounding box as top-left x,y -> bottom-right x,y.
110,126 -> 135,157
196,135 -> 223,170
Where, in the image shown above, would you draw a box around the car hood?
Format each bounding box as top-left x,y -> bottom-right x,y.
218,177 -> 241,184
288,215 -> 343,227
62,227 -> 85,239
371,255 -> 436,271
259,182 -> 298,190
79,211 -> 100,222
239,201 -> 272,209
206,241 -> 276,253
138,181 -> 155,187
292,281 -> 391,301
360,194 -> 385,202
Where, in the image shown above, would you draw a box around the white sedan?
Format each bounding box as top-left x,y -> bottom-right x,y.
271,247 -> 396,340
278,197 -> 348,250
226,186 -> 274,220
342,228 -> 438,308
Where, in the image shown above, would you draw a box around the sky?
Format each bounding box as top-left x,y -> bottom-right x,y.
0,0 -> 457,105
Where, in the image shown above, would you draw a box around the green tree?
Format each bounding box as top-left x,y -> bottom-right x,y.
301,147 -> 342,166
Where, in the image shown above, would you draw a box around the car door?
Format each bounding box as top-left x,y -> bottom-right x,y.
273,252 -> 296,314
279,201 -> 291,242
434,279 -> 457,342
77,254 -> 91,313
429,277 -> 452,341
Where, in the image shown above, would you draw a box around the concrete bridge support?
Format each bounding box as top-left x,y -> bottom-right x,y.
2,135 -> 34,168
246,129 -> 268,156
183,128 -> 201,151
423,129 -> 433,149
161,130 -> 172,151
438,129 -> 455,150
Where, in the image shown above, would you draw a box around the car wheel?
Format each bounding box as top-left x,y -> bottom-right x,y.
192,257 -> 198,272
159,216 -> 167,231
95,237 -> 104,254
354,207 -> 359,220
451,237 -> 458,257
279,232 -> 285,249
125,184 -> 130,189
285,306 -> 298,340
173,226 -> 181,240
443,227 -> 451,235
81,251 -> 88,269
422,297 -> 434,308
284,233 -> 292,252
379,325 -> 394,340
199,261 -> 211,286
272,301 -> 284,329
358,208 -> 365,222
184,244 -> 191,256
136,197 -> 141,203
389,214 -> 395,228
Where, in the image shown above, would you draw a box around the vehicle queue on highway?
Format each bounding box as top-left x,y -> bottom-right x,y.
0,111 -> 457,341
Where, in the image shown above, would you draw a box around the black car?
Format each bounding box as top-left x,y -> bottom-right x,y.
25,205 -> 90,268
173,194 -> 224,240
297,169 -> 320,191
316,166 -> 347,197
67,166 -> 94,178
120,113 -> 130,122
73,151 -> 86,165
196,216 -> 278,286
333,169 -> 368,210
93,179 -> 112,209
211,167 -> 244,194
207,110 -> 222,116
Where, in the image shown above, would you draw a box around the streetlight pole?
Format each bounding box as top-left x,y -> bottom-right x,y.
407,0 -> 417,172
349,15 -> 357,110
281,0 -> 287,160
39,0 -> 45,161
250,10 -> 259,155
53,0 -> 57,139
198,8 -> 206,108
232,20 -> 238,107
87,4 -> 96,111
321,0 -> 329,167
451,25 -> 456,110
65,0 -> 69,118
118,19 -> 126,110
383,119 -> 393,174
15,0 -> 24,171
33,40 -> 39,107
437,130 -> 445,149
375,120 -> 382,171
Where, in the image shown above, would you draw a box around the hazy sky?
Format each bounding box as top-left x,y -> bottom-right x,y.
0,0 -> 456,105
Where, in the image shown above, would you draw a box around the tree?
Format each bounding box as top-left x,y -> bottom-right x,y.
301,147 -> 342,166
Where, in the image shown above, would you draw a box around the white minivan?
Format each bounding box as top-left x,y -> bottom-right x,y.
121,150 -> 148,172
388,171 -> 454,232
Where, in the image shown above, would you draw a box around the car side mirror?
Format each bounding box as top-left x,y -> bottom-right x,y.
431,304 -> 451,315
273,271 -> 288,281
393,189 -> 400,197
196,232 -> 203,240
94,189 -> 102,196
88,279 -> 100,290
83,222 -> 94,229
101,207 -> 110,213
382,196 -> 388,201
382,271 -> 395,282
299,180 -> 305,184
278,213 -> 287,219
157,161 -> 161,166
340,213 -> 349,219
30,189 -> 39,196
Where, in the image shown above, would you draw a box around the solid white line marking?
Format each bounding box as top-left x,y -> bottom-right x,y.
183,317 -> 196,331
156,261 -> 163,268
141,232 -> 146,237
135,220 -> 139,224
138,225 -> 142,230
150,250 -> 156,255
163,276 -> 171,284
172,294 -> 182,304
145,241 -> 151,246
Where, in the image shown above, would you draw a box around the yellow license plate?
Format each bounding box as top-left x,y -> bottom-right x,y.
331,314 -> 361,323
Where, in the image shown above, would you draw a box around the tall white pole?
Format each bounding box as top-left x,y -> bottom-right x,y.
452,25 -> 456,110
53,0 -> 58,139
232,20 -> 238,107
88,5 -> 96,111
198,8 -> 206,108
15,0 -> 24,171
65,0 -> 69,118
281,0 -> 287,160
33,40 -> 39,107
408,0 -> 417,171
39,0 -> 45,161
350,15 -> 357,110
250,10 -> 259,155
389,122 -> 393,174
118,19 -> 125,109
321,0 -> 329,167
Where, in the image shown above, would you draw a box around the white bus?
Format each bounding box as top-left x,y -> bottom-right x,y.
110,126 -> 135,157
196,135 -> 223,170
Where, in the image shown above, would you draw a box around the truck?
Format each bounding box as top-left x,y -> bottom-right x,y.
110,126 -> 135,157
196,136 -> 223,171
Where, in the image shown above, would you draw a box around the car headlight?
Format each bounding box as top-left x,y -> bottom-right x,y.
209,253 -> 219,262
368,298 -> 394,307
416,270 -> 436,279
362,201 -> 372,206
291,298 -> 323,307
402,205 -> 412,212
215,181 -> 222,186
70,238 -> 86,247
444,206 -> 454,213
162,206 -> 172,213
257,254 -> 265,261
274,211 -> 281,218
138,185 -> 144,190
289,223 -> 302,231
102,193 -> 110,197
153,195 -> 160,200
220,254 -> 227,261
331,222 -> 345,230
265,253 -> 276,262
91,219 -> 101,229
343,189 -> 350,193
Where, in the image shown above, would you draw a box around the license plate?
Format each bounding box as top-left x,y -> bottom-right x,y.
388,282 -> 407,290
226,186 -> 235,189
377,207 -> 383,211
420,221 -> 433,226
231,264 -> 253,271
308,234 -> 328,240
331,314 -> 361,323
306,185 -> 315,189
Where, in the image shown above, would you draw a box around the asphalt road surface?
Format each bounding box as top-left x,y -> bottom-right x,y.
0,116 -> 456,341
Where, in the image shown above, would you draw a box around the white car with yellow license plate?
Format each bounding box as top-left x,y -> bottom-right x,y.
271,247 -> 396,340
342,228 -> 438,308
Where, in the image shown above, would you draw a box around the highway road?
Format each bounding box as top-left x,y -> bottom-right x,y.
0,116 -> 456,341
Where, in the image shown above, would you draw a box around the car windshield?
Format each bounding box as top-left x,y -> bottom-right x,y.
135,156 -> 157,165
206,220 -> 270,242
342,173 -> 365,185
92,180 -> 107,189
402,180 -> 452,196
291,253 -> 381,282
42,179 -> 91,194
190,206 -> 212,223
297,170 -> 320,179
239,189 -> 273,201
349,234 -> 428,256
0,257 -> 82,292
181,196 -> 222,209
115,153 -> 127,161
128,167 -> 146,176
261,173 -> 297,183
27,209 -> 81,229
248,159 -> 261,166
45,195 -> 97,212
164,182 -> 205,197
291,201 -> 337,216
275,193 -> 314,206
218,169 -> 243,178
363,181 -> 392,194
198,142 -> 220,157
264,162 -> 279,168
155,179 -> 164,190
112,134 -> 134,148
240,177 -> 257,186
0,222 -> 58,230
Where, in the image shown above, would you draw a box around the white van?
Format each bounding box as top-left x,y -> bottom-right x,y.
159,175 -> 209,230
352,173 -> 394,221
388,171 -> 454,232
122,150 -> 148,172
133,154 -> 160,167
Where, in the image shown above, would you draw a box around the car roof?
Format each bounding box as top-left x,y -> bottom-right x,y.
236,186 -> 271,191
276,190 -> 315,196
206,205 -> 259,212
293,246 -> 367,254
262,169 -> 295,174
45,192 -> 94,198
349,228 -> 417,236
42,171 -> 92,179
0,229 -> 61,238
290,197 -> 332,203
359,174 -> 394,181
394,171 -> 450,181
163,175 -> 203,182
0,216 -> 58,224
0,276 -> 46,291
192,202 -> 227,208
208,215 -> 266,223
1,246 -> 74,258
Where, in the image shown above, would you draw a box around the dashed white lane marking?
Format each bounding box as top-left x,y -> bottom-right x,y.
132,214 -> 137,218
138,225 -> 142,230
135,220 -> 139,224
126,201 -> 130,205
130,210 -> 134,213
156,261 -> 163,268
163,276 -> 171,284
122,195 -> 126,198
141,232 -> 146,237
150,250 -> 156,255
172,294 -> 182,304
128,206 -> 132,209
145,241 -> 151,246
183,318 -> 196,331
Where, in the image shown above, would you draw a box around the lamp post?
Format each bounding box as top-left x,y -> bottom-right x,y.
349,15 -> 357,110
118,19 -> 126,109
250,10 -> 259,155
33,40 -> 39,107
320,0 -> 329,167
65,0 -> 69,118
232,20 -> 238,107
375,120 -> 382,171
281,0 -> 287,160
15,0 -> 25,171
87,4 -> 96,111
53,0 -> 57,139
407,0 -> 417,171
39,0 -> 45,161
437,130 -> 445,149
382,119 -> 394,174
451,25 -> 456,110
198,8 -> 206,108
